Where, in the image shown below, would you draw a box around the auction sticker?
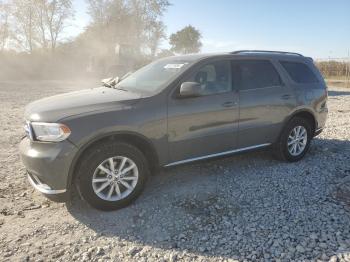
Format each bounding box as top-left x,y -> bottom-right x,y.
164,63 -> 187,69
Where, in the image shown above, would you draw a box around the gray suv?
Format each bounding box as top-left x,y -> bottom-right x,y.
19,50 -> 328,210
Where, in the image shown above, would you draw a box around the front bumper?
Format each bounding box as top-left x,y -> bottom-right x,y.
27,172 -> 67,194
27,173 -> 70,202
19,137 -> 78,201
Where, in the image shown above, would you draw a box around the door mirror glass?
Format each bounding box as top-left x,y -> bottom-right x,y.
179,82 -> 203,97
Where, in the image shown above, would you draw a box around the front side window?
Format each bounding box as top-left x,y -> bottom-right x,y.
280,61 -> 319,84
232,60 -> 282,90
186,60 -> 232,96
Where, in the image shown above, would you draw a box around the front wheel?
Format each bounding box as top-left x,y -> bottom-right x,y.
76,142 -> 149,211
274,117 -> 312,162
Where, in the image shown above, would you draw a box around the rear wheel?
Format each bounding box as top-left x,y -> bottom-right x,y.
77,141 -> 149,211
274,117 -> 312,162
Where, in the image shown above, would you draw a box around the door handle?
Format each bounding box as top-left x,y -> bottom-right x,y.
222,101 -> 236,107
281,94 -> 292,100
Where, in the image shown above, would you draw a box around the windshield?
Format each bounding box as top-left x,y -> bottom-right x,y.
116,58 -> 192,94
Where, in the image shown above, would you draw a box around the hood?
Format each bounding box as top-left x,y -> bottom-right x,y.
25,87 -> 141,122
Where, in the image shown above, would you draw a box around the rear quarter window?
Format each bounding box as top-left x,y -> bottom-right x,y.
280,61 -> 319,84
232,60 -> 282,90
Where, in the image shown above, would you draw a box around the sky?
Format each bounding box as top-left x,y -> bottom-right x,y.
69,0 -> 350,59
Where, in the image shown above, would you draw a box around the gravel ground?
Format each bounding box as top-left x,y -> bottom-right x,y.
0,81 -> 350,262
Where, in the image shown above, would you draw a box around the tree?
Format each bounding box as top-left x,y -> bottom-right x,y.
0,1 -> 11,51
169,25 -> 202,54
36,0 -> 49,50
127,0 -> 169,56
84,0 -> 169,56
146,20 -> 165,57
9,0 -> 73,53
11,0 -> 38,52
43,0 -> 74,51
156,48 -> 173,58
86,0 -> 111,27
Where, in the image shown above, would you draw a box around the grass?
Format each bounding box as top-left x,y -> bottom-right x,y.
325,77 -> 350,88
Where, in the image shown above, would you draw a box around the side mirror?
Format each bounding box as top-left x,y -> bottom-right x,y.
179,82 -> 203,98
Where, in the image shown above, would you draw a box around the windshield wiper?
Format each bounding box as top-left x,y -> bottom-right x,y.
113,86 -> 127,91
101,77 -> 120,88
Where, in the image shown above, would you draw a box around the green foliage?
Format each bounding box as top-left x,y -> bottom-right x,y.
169,25 -> 202,54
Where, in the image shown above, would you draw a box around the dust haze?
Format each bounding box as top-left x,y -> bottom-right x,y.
1,0 -> 349,84
0,0 -> 192,81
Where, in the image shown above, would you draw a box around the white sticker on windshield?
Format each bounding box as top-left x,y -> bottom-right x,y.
164,63 -> 186,69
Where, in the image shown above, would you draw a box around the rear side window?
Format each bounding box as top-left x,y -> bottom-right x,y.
232,60 -> 282,90
280,61 -> 318,84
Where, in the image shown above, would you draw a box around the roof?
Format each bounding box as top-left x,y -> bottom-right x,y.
165,50 -> 310,62
231,50 -> 303,57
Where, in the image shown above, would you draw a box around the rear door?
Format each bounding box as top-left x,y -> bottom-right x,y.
167,60 -> 239,163
232,59 -> 295,148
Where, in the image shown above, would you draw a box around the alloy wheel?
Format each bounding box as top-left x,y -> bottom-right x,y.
287,126 -> 308,156
92,156 -> 139,201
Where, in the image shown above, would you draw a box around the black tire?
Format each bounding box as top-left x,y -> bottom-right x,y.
273,117 -> 312,162
76,141 -> 149,211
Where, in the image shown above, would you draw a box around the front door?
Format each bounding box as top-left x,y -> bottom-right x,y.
167,60 -> 239,163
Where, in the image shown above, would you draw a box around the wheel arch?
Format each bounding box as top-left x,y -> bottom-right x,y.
274,109 -> 317,145
66,131 -> 159,191
282,109 -> 317,137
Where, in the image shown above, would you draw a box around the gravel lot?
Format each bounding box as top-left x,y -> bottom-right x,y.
0,81 -> 350,262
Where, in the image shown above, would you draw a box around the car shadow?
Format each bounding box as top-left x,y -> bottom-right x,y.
328,90 -> 350,97
67,137 -> 350,260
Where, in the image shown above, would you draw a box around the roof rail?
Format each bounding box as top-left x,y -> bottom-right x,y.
231,50 -> 303,57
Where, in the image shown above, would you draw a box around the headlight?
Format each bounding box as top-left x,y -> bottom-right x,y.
31,122 -> 71,142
